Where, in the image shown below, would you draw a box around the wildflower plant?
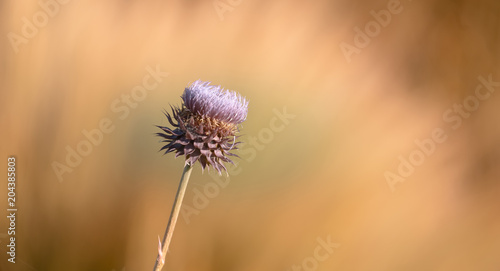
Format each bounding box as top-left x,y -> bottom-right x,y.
153,80 -> 248,270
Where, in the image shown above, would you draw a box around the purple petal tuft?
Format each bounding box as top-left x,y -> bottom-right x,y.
182,80 -> 248,124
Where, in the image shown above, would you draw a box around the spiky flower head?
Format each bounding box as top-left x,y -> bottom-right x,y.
157,80 -> 248,174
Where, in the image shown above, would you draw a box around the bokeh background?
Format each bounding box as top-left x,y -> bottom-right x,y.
1,0 -> 500,270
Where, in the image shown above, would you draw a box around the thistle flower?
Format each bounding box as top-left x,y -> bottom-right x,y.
156,80 -> 248,174
153,80 -> 248,271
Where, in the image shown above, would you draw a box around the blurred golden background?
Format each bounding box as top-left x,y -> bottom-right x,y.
1,0 -> 500,270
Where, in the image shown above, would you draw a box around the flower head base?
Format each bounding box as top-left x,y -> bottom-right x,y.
157,80 -> 248,174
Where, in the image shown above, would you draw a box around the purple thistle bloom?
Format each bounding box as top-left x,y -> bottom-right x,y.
182,80 -> 248,125
157,80 -> 248,174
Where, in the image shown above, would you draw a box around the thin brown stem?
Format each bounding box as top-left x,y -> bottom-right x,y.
153,164 -> 193,271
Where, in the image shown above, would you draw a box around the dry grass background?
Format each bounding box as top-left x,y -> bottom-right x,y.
1,0 -> 500,270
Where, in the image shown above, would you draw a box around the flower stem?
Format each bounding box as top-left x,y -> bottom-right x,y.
153,164 -> 193,271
